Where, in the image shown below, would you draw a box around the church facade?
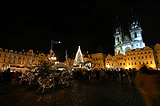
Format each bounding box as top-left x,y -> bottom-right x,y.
114,16 -> 145,55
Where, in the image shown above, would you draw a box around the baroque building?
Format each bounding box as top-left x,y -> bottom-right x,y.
91,53 -> 106,68
0,48 -> 46,72
114,15 -> 145,55
105,46 -> 157,70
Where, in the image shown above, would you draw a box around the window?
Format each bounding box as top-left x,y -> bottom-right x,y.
146,61 -> 149,64
0,53 -> 1,57
132,62 -> 133,65
141,52 -> 143,54
13,60 -> 15,63
157,61 -> 159,64
149,55 -> 151,58
8,59 -> 11,63
128,58 -> 129,60
128,62 -> 130,65
117,37 -> 119,42
134,57 -> 136,59
138,56 -> 140,59
139,62 -> 141,64
142,56 -> 144,59
4,59 -> 6,62
123,63 -> 125,66
133,53 -> 135,55
131,57 -> 133,60
4,54 -> 6,57
135,62 -> 137,65
145,52 -> 147,54
9,55 -> 12,58
150,61 -> 153,64
14,56 -> 16,59
137,53 -> 139,55
145,56 -> 148,59
120,63 -> 122,66
134,32 -> 137,38
148,51 -> 151,53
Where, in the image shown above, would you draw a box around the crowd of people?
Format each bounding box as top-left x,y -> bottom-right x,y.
0,66 -> 160,105
72,67 -> 139,85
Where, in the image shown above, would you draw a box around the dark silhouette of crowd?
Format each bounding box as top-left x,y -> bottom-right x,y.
0,66 -> 160,105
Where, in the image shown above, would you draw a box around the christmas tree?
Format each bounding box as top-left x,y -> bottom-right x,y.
74,46 -> 84,66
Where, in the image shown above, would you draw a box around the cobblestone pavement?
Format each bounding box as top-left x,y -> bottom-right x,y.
0,79 -> 145,106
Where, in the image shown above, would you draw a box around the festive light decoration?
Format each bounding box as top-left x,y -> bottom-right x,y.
74,46 -> 84,66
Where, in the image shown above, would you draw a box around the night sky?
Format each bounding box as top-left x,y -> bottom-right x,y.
0,0 -> 160,61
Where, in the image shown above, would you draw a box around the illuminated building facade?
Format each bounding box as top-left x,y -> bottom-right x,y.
91,53 -> 106,68
114,15 -> 145,55
153,44 -> 160,70
0,48 -> 46,71
105,46 -> 157,70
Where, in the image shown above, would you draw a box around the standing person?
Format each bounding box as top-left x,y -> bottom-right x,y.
81,69 -> 87,85
100,68 -> 105,85
88,70 -> 92,80
135,66 -> 160,106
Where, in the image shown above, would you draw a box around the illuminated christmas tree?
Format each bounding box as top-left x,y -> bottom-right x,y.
74,46 -> 84,66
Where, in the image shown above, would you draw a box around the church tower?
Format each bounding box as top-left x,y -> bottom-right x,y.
129,12 -> 145,50
114,17 -> 123,55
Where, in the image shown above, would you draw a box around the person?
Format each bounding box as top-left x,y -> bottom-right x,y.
134,66 -> 160,106
99,68 -> 105,85
81,69 -> 87,85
